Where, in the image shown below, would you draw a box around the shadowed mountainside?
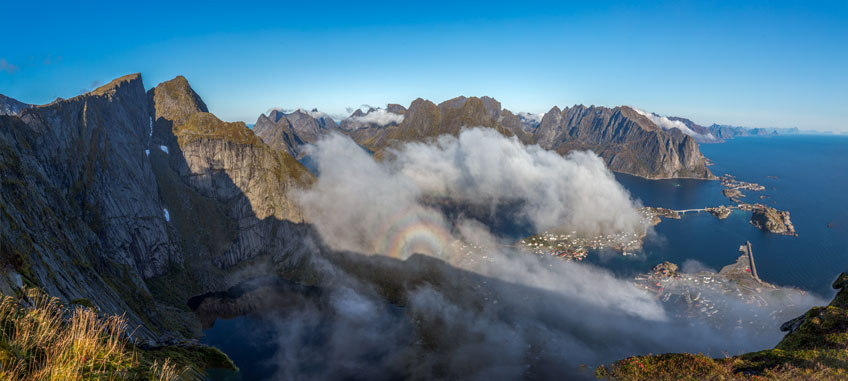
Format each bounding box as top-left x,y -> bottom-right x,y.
0,74 -> 316,345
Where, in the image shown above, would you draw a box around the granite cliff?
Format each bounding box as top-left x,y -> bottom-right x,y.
0,74 -> 316,344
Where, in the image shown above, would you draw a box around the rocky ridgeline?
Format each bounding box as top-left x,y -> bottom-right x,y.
255,96 -> 714,180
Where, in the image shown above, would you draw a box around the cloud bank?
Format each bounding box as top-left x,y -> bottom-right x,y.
296,128 -> 645,258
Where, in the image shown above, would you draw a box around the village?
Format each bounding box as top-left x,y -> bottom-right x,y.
518,228 -> 649,261
632,248 -> 807,331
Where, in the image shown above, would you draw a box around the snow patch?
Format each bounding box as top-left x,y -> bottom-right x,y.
159,145 -> 169,154
148,117 -> 153,137
163,208 -> 170,222
145,149 -> 150,156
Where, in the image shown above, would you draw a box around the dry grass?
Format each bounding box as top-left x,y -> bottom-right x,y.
0,288 -> 184,380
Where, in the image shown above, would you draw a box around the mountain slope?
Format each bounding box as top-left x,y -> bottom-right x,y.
0,74 -> 316,344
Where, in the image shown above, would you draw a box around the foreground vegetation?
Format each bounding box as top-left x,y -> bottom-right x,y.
0,288 -> 234,380
596,272 -> 848,380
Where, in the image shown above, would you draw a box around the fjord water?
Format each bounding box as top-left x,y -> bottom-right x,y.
598,135 -> 848,298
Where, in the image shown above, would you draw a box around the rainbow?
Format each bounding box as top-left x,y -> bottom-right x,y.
374,206 -> 454,260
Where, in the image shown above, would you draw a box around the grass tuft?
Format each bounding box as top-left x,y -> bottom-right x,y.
0,288 -> 184,380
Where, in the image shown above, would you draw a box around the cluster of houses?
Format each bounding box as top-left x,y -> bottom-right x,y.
519,229 -> 644,261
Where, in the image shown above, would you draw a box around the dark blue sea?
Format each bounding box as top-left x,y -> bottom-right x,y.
594,135 -> 848,299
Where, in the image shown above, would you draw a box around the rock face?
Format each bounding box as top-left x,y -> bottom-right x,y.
0,74 -> 181,339
0,94 -> 31,116
532,105 -> 713,179
0,74 -> 316,343
149,76 -> 314,269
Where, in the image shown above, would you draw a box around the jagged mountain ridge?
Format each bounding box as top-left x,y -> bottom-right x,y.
254,96 -> 713,179
253,108 -> 339,158
0,74 -> 315,343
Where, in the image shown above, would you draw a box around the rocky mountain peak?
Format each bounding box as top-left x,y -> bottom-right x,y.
149,76 -> 208,124
386,103 -> 407,115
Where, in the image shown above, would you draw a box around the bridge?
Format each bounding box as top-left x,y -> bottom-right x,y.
677,208 -> 707,214
673,205 -> 740,215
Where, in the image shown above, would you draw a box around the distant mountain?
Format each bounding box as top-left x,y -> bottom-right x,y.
0,94 -> 31,116
666,116 -> 722,143
349,96 -> 517,156
253,108 -> 339,158
252,96 -> 714,179
707,124 -> 801,139
533,105 -> 713,179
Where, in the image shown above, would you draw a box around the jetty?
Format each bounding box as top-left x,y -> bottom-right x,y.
738,240 -> 762,283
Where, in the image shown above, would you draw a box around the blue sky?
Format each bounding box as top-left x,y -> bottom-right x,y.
1,1 -> 846,131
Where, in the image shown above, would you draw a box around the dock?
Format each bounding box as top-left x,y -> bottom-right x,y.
738,240 -> 762,283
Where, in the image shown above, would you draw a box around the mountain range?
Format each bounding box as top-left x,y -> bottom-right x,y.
256,96 -> 714,179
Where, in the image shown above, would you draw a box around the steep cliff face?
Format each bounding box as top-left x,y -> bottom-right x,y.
533,105 -> 713,179
148,76 -> 313,270
0,74 -> 316,344
0,74 -> 183,340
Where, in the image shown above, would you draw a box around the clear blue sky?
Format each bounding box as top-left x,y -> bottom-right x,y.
1,1 -> 846,131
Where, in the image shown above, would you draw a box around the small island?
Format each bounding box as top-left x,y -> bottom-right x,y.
742,203 -> 797,236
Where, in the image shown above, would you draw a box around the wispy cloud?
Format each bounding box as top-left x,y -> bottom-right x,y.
0,59 -> 19,74
632,107 -> 716,140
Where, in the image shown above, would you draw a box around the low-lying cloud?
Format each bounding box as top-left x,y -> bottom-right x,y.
296,128 -> 645,258
346,108 -> 404,127
633,107 -> 716,141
